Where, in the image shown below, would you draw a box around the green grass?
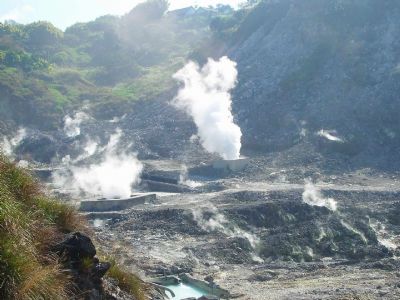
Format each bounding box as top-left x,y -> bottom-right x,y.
106,258 -> 146,300
48,86 -> 69,107
112,59 -> 184,101
0,5 -> 221,129
0,154 -> 147,299
0,155 -> 81,299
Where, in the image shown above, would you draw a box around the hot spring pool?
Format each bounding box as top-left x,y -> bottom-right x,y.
165,283 -> 207,299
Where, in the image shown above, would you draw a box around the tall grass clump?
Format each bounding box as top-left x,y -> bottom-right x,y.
0,154 -> 147,299
0,154 -> 85,299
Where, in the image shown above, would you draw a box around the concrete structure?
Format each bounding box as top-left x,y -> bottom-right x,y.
151,273 -> 230,299
79,193 -> 156,212
180,273 -> 230,299
150,275 -> 181,285
141,179 -> 193,193
212,157 -> 249,172
32,167 -> 61,180
141,173 -> 179,185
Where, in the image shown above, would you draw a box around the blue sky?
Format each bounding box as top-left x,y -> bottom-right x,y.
0,0 -> 246,30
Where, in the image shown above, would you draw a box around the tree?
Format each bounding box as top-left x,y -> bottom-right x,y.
25,21 -> 63,48
125,0 -> 169,23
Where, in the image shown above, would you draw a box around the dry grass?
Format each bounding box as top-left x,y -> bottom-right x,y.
0,155 -> 146,299
0,155 -> 82,299
35,195 -> 88,234
106,258 -> 146,300
16,260 -> 71,300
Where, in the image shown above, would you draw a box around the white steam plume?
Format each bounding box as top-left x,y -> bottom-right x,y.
179,165 -> 202,188
73,139 -> 99,162
317,129 -> 344,143
64,112 -> 90,138
340,219 -> 367,243
302,180 -> 337,211
173,56 -> 242,160
369,219 -> 398,250
53,129 -> 143,199
192,205 -> 263,262
1,127 -> 27,157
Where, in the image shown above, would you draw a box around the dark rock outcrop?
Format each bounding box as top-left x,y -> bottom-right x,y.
52,232 -> 113,300
15,131 -> 60,163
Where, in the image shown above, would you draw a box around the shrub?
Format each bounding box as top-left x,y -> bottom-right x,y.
25,21 -> 63,48
0,50 -> 49,71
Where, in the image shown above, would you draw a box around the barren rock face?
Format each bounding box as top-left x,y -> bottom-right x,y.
229,0 -> 400,169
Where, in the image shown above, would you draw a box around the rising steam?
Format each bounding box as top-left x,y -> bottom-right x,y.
173,56 -> 242,160
369,218 -> 398,250
179,165 -> 202,188
317,129 -> 344,143
192,205 -> 263,262
1,127 -> 27,157
53,129 -> 143,198
302,180 -> 337,211
64,112 -> 90,138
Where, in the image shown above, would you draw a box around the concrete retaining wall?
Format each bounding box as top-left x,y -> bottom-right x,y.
150,275 -> 181,285
141,174 -> 179,185
212,158 -> 249,172
79,193 -> 156,212
141,179 -> 192,193
180,273 -> 230,299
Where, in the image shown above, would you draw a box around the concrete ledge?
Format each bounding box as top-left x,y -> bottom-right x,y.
79,193 -> 156,212
150,275 -> 181,285
151,273 -> 230,299
190,158 -> 250,178
141,173 -> 179,185
180,273 -> 230,299
212,158 -> 249,172
141,179 -> 193,193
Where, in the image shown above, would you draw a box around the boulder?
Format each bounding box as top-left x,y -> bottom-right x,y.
51,232 -> 114,299
15,132 -> 59,163
52,232 -> 96,262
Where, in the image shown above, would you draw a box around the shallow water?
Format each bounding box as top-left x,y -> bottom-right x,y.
165,283 -> 207,299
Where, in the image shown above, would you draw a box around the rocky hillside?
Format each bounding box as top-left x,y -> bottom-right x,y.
226,0 -> 400,169
1,0 -> 400,171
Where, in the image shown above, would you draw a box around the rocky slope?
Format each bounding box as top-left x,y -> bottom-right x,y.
88,159 -> 400,299
2,1 -> 400,173
228,0 -> 400,170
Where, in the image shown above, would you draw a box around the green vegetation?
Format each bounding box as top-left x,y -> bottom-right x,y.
0,0 -> 239,131
0,50 -> 49,71
112,59 -> 183,101
24,21 -> 63,48
106,258 -> 146,300
0,154 -> 85,299
0,155 -> 146,299
0,1 -> 274,131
